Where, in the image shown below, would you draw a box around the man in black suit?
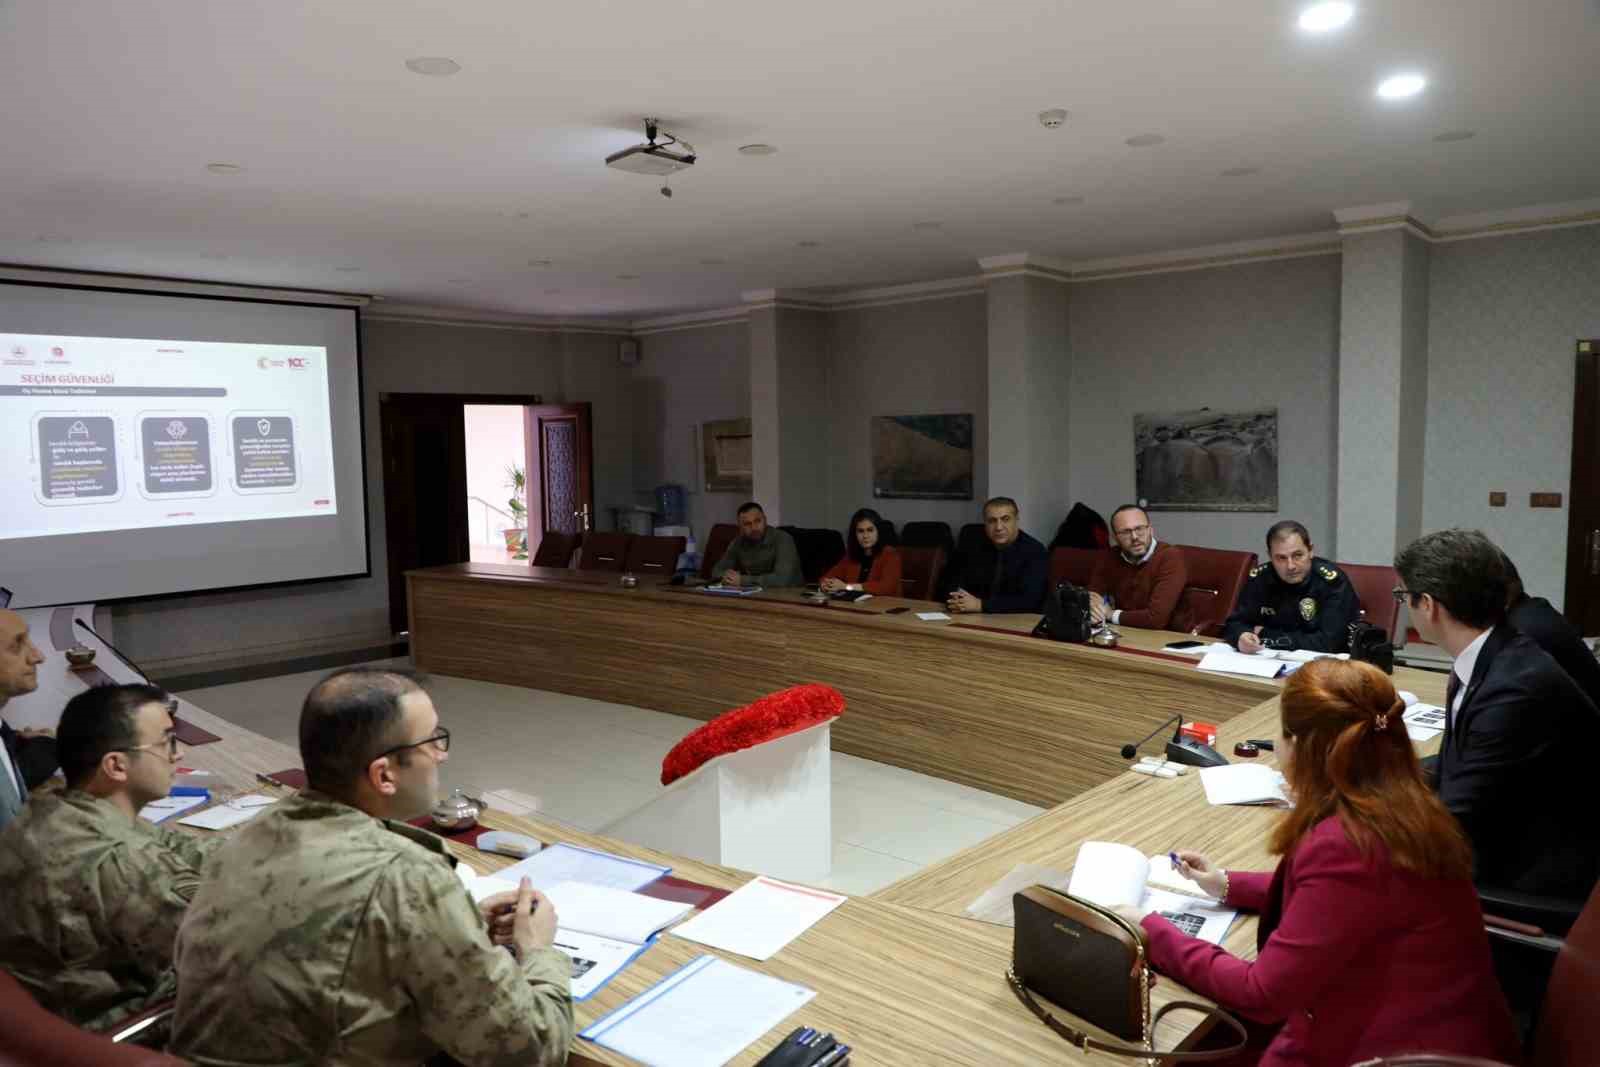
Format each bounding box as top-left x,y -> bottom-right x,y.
1499,552 -> 1600,711
1,608 -> 56,829
943,497 -> 1050,614
1395,530 -> 1600,899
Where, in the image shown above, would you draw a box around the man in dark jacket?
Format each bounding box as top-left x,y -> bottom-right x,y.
1223,520 -> 1361,652
1500,552 -> 1600,710
1396,529 -> 1600,898
944,497 -> 1049,614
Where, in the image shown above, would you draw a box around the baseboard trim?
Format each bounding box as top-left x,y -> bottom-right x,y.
160,641 -> 410,693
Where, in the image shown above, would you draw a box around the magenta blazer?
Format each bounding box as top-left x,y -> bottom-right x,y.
1141,816 -> 1520,1067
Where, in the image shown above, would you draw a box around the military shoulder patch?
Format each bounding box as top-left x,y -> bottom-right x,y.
1318,565 -> 1339,581
1249,563 -> 1267,578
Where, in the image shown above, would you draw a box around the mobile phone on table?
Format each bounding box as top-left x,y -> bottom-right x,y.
1165,639 -> 1204,649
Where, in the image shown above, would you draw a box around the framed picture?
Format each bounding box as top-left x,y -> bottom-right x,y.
702,417 -> 753,493
872,413 -> 974,500
1134,407 -> 1278,512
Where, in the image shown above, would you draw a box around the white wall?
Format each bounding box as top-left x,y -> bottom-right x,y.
634,320 -> 751,543
1422,225 -> 1600,609
1068,253 -> 1344,556
824,294 -> 991,536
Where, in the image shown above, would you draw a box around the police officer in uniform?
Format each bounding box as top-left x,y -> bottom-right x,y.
1223,520 -> 1361,653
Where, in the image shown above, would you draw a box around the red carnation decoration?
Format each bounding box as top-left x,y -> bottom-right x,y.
660,683 -> 845,785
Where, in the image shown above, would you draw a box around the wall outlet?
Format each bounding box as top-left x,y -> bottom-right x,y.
1530,492 -> 1563,508
1489,491 -> 1507,507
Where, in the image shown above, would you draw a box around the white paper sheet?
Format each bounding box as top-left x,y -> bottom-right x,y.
915,611 -> 950,621
1143,888 -> 1236,946
138,794 -> 207,823
1403,703 -> 1447,741
177,794 -> 277,829
459,874 -> 691,944
582,954 -> 815,1067
1199,763 -> 1291,807
496,841 -> 668,892
963,862 -> 1072,925
555,929 -> 655,1001
1196,649 -> 1289,679
669,876 -> 846,961
1066,842 -> 1148,909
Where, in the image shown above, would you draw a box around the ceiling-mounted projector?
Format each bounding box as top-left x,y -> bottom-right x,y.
605,119 -> 696,176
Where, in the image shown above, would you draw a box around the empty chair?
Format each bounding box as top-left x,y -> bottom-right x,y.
899,520 -> 954,553
575,531 -> 630,571
530,530 -> 582,569
624,534 -> 687,575
1049,546 -> 1100,589
781,526 -> 848,584
699,523 -> 739,580
898,546 -> 947,601
1169,545 -> 1257,636
1338,561 -> 1405,645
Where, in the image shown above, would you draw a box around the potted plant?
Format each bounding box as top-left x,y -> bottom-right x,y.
503,465 -> 529,558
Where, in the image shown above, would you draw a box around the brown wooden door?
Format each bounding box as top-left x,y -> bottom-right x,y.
381,394 -> 469,635
1566,341 -> 1600,632
526,403 -> 595,536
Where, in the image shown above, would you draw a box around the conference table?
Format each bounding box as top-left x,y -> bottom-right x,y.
16,564 -> 1450,1064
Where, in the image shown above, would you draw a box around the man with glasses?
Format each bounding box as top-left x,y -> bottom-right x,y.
1087,504 -> 1188,630
0,682 -> 214,1039
1395,529 -> 1600,899
172,668 -> 573,1067
1222,520 -> 1360,652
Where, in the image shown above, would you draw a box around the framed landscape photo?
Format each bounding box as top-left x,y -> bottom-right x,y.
1134,407 -> 1278,512
872,412 -> 974,500
702,417 -> 753,493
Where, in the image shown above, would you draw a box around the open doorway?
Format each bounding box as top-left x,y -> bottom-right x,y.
465,404 -> 537,562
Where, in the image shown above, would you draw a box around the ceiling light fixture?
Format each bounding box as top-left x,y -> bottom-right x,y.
205,163 -> 244,175
738,144 -> 779,156
1038,108 -> 1069,129
797,240 -> 821,248
1433,129 -> 1476,142
405,56 -> 461,76
617,273 -> 640,280
1298,2 -> 1354,33
1124,134 -> 1165,148
1376,73 -> 1426,100
528,258 -> 554,267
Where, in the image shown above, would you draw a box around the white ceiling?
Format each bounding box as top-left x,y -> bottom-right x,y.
2,0 -> 1597,321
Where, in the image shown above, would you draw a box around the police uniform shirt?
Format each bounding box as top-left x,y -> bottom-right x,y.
1221,556 -> 1361,653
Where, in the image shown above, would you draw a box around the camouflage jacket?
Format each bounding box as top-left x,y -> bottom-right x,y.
171,790 -> 573,1067
0,786 -> 217,1032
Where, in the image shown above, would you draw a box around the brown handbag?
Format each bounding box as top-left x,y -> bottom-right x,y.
1007,885 -> 1248,1060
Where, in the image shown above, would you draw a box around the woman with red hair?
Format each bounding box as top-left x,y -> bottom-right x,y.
1130,659 -> 1519,1066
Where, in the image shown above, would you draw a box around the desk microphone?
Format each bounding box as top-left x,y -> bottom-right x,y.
1119,713 -> 1230,768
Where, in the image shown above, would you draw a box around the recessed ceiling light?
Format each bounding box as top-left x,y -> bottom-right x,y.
1052,196 -> 1085,206
699,257 -> 727,266
1434,129 -> 1476,142
1298,2 -> 1354,33
738,144 -> 779,156
912,221 -> 943,230
405,56 -> 461,76
528,258 -> 554,268
797,240 -> 821,248
1220,166 -> 1261,177
205,163 -> 244,175
1377,73 -> 1426,100
617,273 -> 639,280
1124,134 -> 1165,148
334,266 -> 362,272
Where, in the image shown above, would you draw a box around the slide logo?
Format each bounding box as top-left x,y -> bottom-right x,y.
256,355 -> 312,369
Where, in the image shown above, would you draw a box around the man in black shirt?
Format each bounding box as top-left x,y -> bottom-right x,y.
1501,552 -> 1600,710
944,497 -> 1049,615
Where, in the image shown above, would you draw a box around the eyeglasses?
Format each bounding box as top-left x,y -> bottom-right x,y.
372,728 -> 451,764
119,732 -> 180,759
1114,524 -> 1151,539
1391,585 -> 1423,605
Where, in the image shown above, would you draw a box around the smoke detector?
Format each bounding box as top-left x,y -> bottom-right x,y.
1038,108 -> 1069,129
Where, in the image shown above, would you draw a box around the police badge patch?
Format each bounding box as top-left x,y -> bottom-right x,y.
1300,597 -> 1317,621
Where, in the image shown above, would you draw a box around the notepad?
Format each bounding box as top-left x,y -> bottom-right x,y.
139,794 -> 207,823
1065,842 -> 1237,946
582,954 -> 816,1067
669,876 -> 847,961
177,794 -> 278,829
1196,648 -> 1292,679
915,611 -> 951,621
495,841 -> 669,891
458,876 -> 695,999
1199,763 -> 1291,807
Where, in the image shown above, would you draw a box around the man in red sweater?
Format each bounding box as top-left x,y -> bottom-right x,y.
1087,504 -> 1187,629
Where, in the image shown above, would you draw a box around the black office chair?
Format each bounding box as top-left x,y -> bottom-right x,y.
899,521 -> 954,553
1480,883 -> 1592,1046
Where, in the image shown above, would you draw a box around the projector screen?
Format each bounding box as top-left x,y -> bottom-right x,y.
0,282 -> 367,607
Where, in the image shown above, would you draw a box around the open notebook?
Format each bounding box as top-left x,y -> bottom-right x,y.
1066,842 -> 1237,946
459,873 -> 694,999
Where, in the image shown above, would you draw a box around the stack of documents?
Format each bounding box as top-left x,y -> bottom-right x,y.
581,954 -> 816,1067
138,794 -> 207,823
178,794 -> 277,829
496,841 -> 670,891
1196,648 -> 1295,679
671,876 -> 847,961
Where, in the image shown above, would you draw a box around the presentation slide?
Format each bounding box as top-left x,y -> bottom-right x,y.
1,333 -> 337,540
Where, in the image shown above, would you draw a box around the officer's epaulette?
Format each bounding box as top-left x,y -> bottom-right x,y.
1249,563 -> 1267,578
1318,564 -> 1339,581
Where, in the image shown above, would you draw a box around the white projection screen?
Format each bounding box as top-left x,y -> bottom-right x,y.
0,282 -> 368,606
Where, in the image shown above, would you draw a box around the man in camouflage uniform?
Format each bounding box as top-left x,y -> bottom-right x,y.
172,668 -> 573,1067
0,682 -> 215,1037
1223,520 -> 1362,653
